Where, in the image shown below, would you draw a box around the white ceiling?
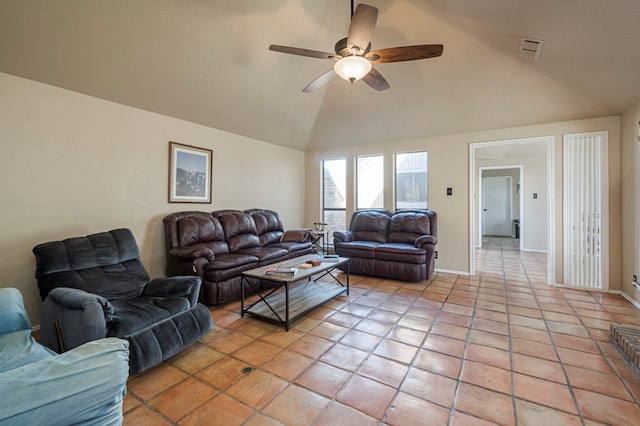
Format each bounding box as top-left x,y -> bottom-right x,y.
1,0 -> 639,151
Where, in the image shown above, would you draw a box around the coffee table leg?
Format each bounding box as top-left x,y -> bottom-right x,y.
240,276 -> 245,317
285,282 -> 290,331
346,261 -> 350,295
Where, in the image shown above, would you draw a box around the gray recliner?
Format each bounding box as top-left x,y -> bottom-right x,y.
33,228 -> 213,374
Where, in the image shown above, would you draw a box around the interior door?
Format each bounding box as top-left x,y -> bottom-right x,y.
482,176 -> 512,236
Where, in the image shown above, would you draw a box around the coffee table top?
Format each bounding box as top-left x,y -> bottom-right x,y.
241,254 -> 349,283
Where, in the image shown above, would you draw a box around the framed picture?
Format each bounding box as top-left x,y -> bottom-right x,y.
168,141 -> 212,203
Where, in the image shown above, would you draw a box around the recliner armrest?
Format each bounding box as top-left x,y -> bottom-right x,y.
41,288 -> 113,353
46,288 -> 114,320
333,231 -> 354,243
415,235 -> 437,248
144,276 -> 202,307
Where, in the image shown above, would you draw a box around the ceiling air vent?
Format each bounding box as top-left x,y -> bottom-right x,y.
519,38 -> 544,59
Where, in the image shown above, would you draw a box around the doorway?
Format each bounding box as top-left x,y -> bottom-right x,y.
469,137 -> 553,282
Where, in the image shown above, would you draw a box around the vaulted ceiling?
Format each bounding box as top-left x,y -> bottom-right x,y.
1,0 -> 639,151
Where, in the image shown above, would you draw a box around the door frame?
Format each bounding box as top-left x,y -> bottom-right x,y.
480,169 -> 520,243
469,136 -> 555,284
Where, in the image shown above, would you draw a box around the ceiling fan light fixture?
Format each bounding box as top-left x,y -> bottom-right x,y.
333,55 -> 371,82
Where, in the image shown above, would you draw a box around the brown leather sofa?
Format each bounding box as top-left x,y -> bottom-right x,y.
333,209 -> 437,282
163,209 -> 314,305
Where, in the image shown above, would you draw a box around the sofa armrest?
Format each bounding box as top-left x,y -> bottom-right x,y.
40,288 -> 113,353
193,257 -> 209,279
144,276 -> 202,307
333,231 -> 354,244
415,235 -> 437,248
0,338 -> 129,425
169,246 -> 214,262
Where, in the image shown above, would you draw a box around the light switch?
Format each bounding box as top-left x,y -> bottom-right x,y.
533,193 -> 538,199
447,187 -> 453,196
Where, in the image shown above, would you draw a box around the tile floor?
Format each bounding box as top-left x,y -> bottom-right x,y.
123,238 -> 640,425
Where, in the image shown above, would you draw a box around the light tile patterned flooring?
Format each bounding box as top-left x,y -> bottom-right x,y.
124,238 -> 640,425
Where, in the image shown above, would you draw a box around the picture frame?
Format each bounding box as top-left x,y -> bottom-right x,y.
168,141 -> 212,203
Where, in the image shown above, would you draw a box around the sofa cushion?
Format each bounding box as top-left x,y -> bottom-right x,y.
388,210 -> 432,244
176,214 -> 229,254
334,241 -> 381,259
246,209 -> 285,246
205,253 -> 259,271
351,210 -> 391,243
271,241 -> 313,255
216,211 -> 261,251
376,243 -> 427,264
236,246 -> 288,263
108,297 -> 191,336
33,229 -> 150,301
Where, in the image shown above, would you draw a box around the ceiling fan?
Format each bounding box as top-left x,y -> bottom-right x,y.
269,1 -> 443,92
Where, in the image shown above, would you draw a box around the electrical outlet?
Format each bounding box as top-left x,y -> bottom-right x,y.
435,251 -> 438,259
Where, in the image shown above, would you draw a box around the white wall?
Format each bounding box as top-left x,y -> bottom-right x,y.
0,72 -> 306,324
621,100 -> 640,304
305,116 -> 621,287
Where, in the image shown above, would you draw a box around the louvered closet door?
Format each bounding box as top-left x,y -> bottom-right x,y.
563,131 -> 608,290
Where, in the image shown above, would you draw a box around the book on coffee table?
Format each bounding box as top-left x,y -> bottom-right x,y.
264,266 -> 298,276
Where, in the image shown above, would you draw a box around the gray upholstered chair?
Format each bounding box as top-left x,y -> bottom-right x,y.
32,228 -> 213,374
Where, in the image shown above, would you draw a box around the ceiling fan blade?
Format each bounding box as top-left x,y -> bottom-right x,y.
303,68 -> 337,93
269,45 -> 338,60
362,67 -> 390,91
347,4 -> 378,54
366,44 -> 444,64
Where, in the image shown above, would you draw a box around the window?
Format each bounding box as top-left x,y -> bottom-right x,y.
322,159 -> 346,244
356,155 -> 384,209
395,151 -> 428,209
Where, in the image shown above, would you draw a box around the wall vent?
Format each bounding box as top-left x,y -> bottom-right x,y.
519,38 -> 544,59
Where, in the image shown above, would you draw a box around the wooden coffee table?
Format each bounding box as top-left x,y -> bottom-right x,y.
240,254 -> 349,330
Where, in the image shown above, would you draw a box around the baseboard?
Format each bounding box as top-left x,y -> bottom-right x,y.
614,290 -> 640,310
434,268 -> 470,276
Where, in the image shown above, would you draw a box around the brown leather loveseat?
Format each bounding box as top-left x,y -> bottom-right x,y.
163,209 -> 315,305
333,209 -> 437,282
